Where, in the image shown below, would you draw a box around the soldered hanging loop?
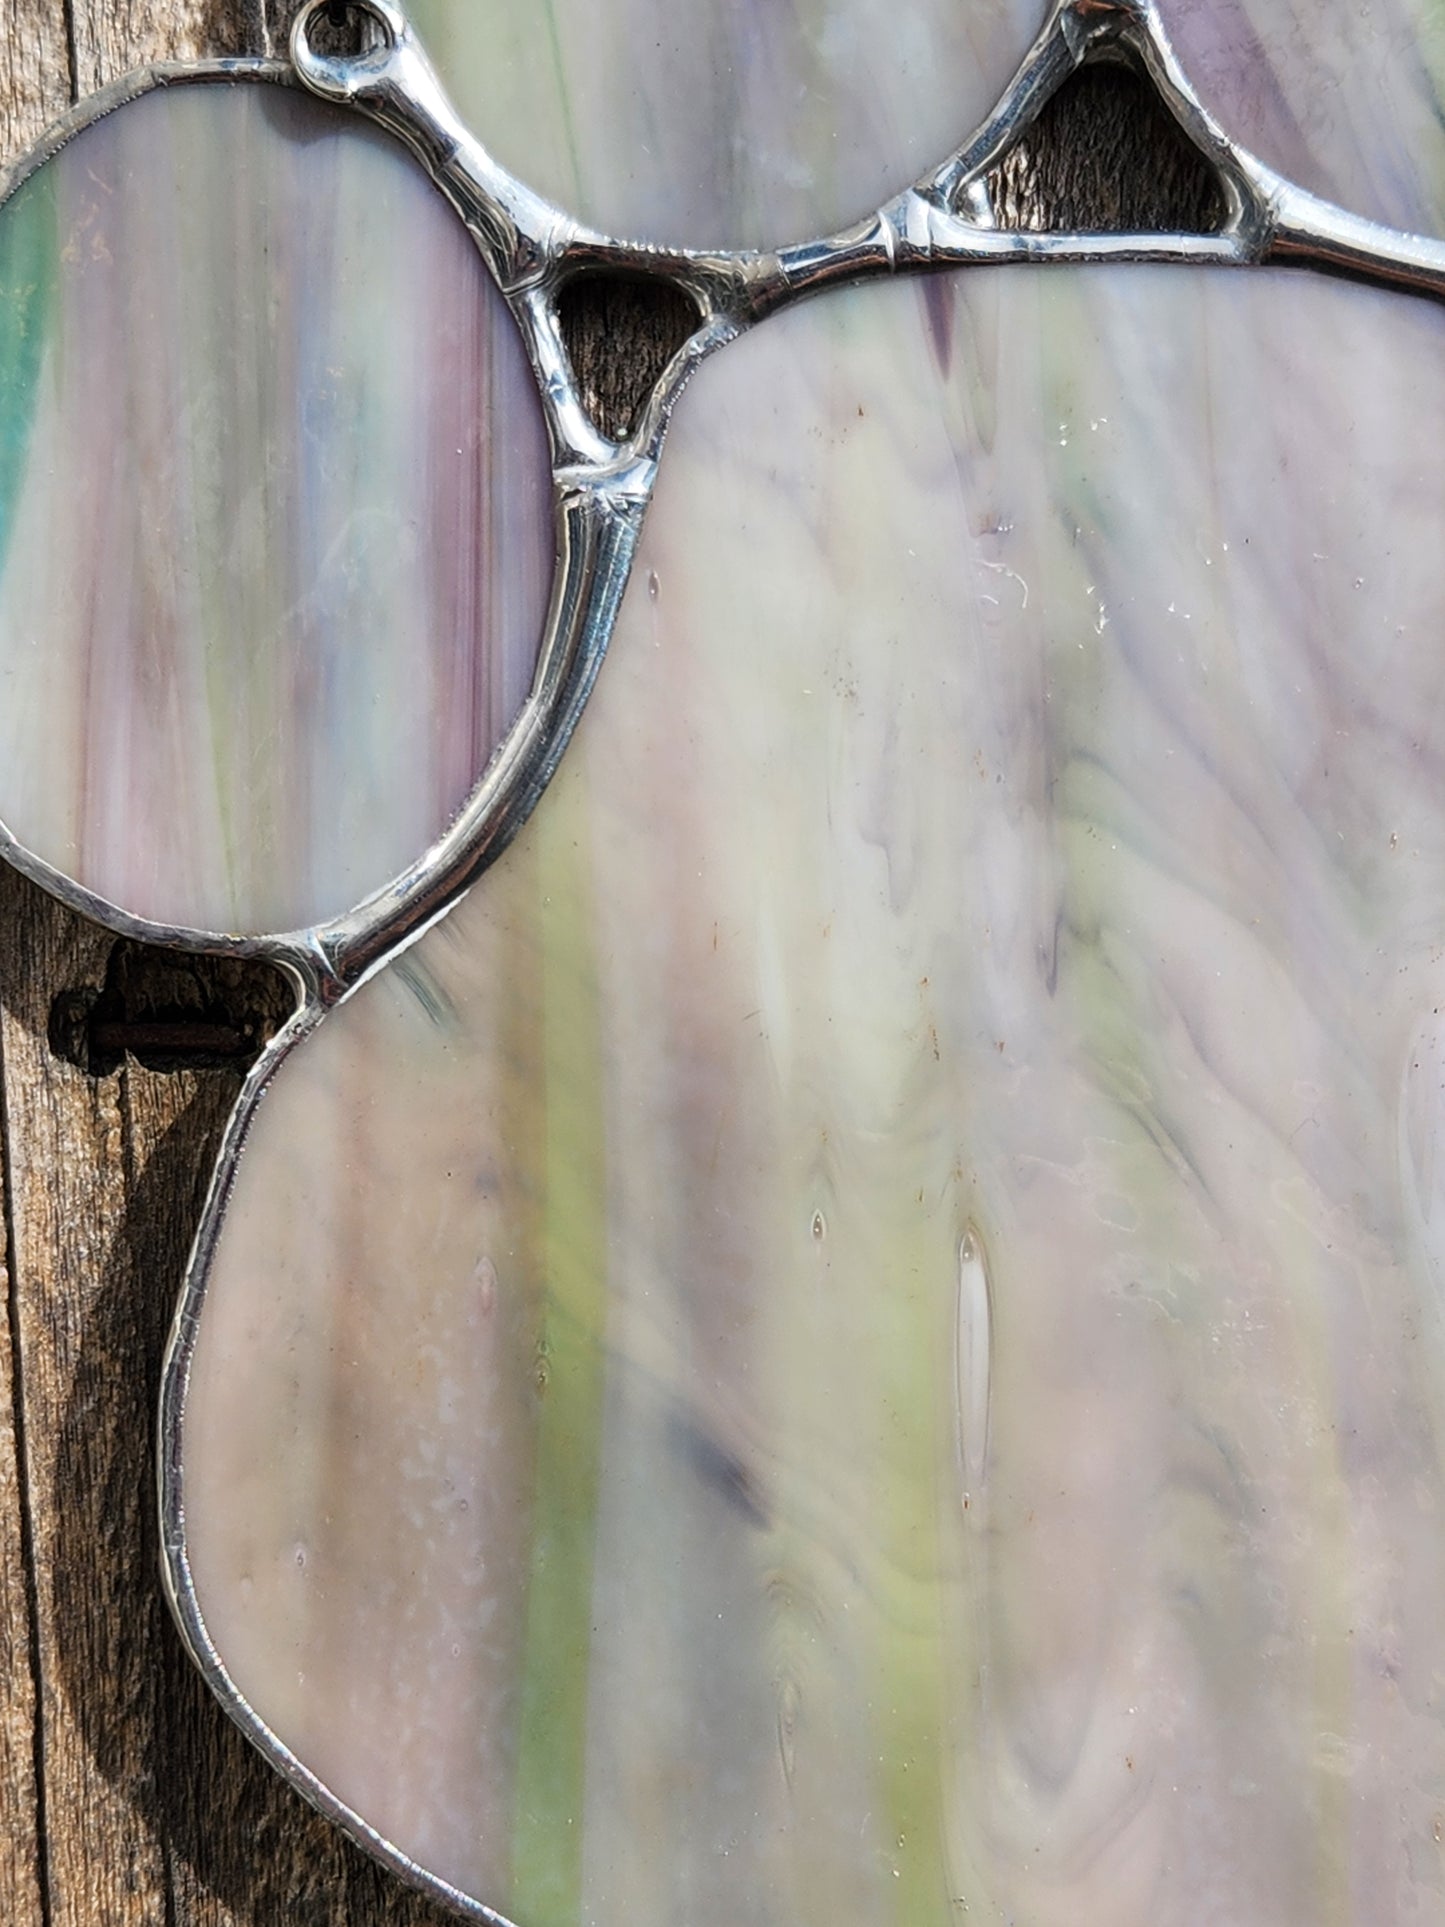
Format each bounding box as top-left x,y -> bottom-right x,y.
291,0 -> 404,99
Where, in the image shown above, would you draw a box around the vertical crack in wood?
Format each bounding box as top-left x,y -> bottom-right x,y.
0,1022 -> 53,1927
58,0 -> 78,106
112,1064 -> 181,1927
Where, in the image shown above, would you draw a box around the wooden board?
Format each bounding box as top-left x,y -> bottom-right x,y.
0,6 -> 1211,1920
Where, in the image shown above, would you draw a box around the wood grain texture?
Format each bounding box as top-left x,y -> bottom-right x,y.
0,7 -> 1203,1922
67,0 -> 261,87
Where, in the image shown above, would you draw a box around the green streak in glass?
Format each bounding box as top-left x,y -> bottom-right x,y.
870,1199 -> 955,1927
509,781 -> 608,1925
0,170 -> 54,580
539,0 -> 585,207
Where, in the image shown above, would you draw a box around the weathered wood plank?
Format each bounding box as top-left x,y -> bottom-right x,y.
2,864 -> 188,1927
0,921 -> 41,1927
0,10 -> 89,1921
0,867 -> 459,1926
0,0 -> 64,156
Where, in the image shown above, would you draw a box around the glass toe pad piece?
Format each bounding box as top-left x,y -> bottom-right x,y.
178,266 -> 1445,1926
0,80 -> 553,939
407,0 -> 1041,248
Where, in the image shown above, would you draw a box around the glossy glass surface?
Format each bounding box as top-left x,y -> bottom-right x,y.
0,81 -> 553,937
181,265 -> 1445,1925
1162,0 -> 1445,233
403,0 -> 1445,246
407,0 -> 1040,247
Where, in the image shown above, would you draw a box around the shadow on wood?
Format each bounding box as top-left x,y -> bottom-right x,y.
0,862 -> 451,1925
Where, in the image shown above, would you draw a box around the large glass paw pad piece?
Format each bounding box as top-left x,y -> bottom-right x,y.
184,264 -> 1445,1925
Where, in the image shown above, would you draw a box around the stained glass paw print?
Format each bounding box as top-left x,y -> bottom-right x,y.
2,2 -> 1445,1922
